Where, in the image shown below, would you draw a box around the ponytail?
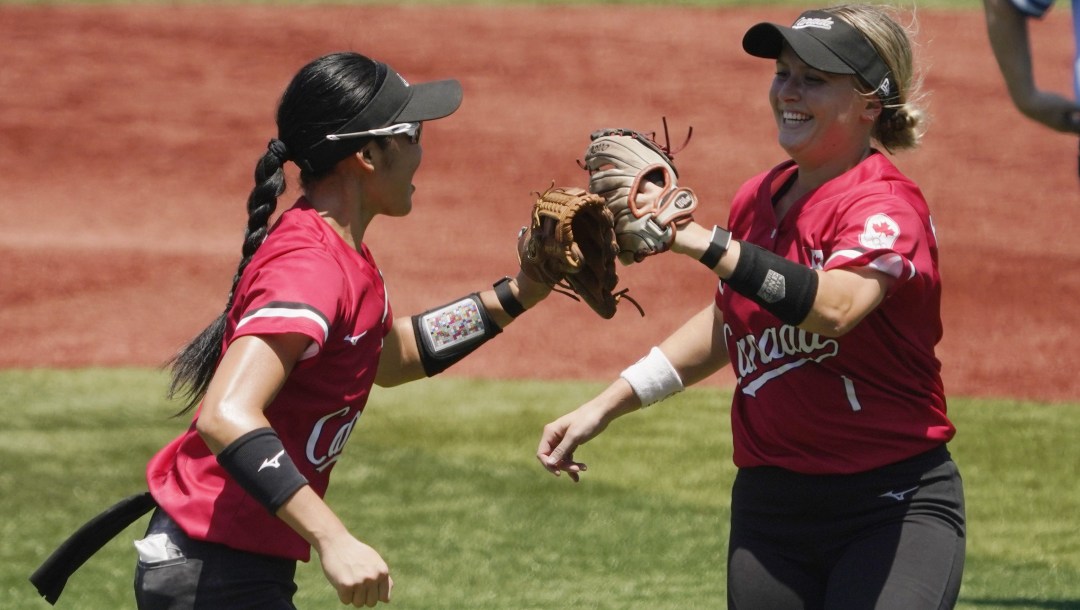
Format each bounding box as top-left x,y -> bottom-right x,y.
875,105 -> 924,152
166,140 -> 289,414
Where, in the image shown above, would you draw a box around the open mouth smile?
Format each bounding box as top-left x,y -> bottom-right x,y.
782,110 -> 812,124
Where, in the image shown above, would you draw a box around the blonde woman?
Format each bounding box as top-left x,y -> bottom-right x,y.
537,6 -> 965,608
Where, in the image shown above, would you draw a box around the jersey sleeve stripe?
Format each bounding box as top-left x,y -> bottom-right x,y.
867,252 -> 917,280
236,301 -> 331,343
826,249 -> 916,279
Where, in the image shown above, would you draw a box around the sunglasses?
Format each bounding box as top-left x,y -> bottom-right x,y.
324,122 -> 423,145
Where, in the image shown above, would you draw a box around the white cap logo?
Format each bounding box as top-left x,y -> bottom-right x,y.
792,16 -> 834,30
877,77 -> 892,97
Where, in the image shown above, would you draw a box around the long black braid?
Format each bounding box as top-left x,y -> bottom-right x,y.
167,52 -> 381,414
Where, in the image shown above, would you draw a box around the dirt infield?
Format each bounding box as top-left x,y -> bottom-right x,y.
1,5 -> 1077,403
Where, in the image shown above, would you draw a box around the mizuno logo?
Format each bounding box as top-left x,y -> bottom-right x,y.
259,450 -> 285,472
344,331 -> 368,345
879,486 -> 918,502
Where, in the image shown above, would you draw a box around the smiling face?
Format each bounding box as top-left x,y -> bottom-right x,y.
770,44 -> 878,173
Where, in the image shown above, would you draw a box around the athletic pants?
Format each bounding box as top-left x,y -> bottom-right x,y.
133,508 -> 298,610
727,444 -> 965,610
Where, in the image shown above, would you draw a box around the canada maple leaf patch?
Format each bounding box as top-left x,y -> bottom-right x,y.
859,213 -> 900,249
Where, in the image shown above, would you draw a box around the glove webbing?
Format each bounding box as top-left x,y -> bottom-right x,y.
549,283 -> 645,317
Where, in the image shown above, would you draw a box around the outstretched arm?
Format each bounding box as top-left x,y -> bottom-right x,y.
537,303 -> 728,481
375,271 -> 551,387
672,222 -> 892,338
983,0 -> 1080,133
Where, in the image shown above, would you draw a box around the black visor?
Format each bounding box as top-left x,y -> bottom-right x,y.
299,62 -> 463,174
742,10 -> 897,106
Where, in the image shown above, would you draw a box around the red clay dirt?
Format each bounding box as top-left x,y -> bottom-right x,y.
1,5 -> 1078,403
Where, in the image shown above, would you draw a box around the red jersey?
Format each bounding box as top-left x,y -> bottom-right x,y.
147,198 -> 392,560
718,152 -> 954,475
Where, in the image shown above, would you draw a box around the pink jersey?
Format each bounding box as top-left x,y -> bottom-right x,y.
718,152 -> 954,475
147,198 -> 392,560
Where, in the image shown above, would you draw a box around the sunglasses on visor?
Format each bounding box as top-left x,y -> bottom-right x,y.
324,122 -> 423,145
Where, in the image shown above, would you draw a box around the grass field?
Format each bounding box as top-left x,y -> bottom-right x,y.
2,369 -> 1078,609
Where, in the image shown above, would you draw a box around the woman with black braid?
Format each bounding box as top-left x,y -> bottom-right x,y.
132,52 -> 552,608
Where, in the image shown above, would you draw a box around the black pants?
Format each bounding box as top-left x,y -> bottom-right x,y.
728,445 -> 965,610
134,509 -> 298,610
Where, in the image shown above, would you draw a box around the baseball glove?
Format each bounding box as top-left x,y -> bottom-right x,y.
583,124 -> 697,265
518,185 -> 639,319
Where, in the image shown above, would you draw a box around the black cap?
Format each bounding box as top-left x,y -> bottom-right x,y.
299,62 -> 463,174
742,10 -> 897,107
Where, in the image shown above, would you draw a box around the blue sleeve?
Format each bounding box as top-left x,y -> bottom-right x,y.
1073,0 -> 1080,100
1007,0 -> 1055,18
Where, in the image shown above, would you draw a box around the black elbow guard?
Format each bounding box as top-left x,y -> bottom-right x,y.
725,242 -> 818,326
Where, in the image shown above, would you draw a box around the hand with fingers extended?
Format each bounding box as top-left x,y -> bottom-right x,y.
536,412 -> 598,483
316,535 -> 393,607
536,382 -> 641,482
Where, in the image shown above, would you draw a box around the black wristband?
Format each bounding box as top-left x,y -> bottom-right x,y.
725,242 -> 819,326
699,226 -> 732,270
217,428 -> 308,515
493,276 -> 526,318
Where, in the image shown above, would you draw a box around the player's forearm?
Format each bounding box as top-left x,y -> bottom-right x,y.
671,221 -> 742,279
613,306 -> 726,411
983,0 -> 1039,102
672,222 -> 889,337
480,273 -> 551,329
277,486 -> 393,605
1010,92 -> 1080,133
374,274 -> 550,387
275,485 -> 350,551
592,377 -> 645,420
657,304 -> 729,387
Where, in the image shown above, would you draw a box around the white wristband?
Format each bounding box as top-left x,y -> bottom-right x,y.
620,347 -> 685,408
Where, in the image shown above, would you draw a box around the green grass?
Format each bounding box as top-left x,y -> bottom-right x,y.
2,369 -> 1080,609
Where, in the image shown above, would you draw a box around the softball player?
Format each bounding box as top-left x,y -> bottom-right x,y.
537,5 -> 966,608
33,51 -> 553,609
983,0 -> 1080,133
